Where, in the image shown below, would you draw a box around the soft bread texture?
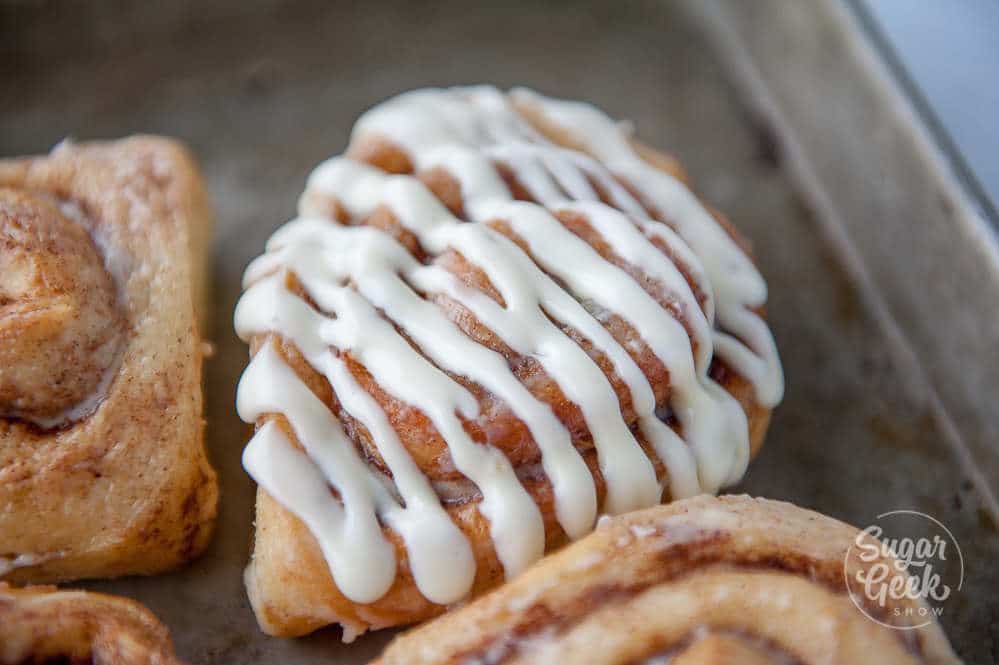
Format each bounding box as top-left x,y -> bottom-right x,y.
373,495 -> 962,665
237,87 -> 777,638
0,583 -> 185,665
0,137 -> 217,583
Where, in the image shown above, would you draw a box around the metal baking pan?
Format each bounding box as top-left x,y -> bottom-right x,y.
2,0 -> 996,662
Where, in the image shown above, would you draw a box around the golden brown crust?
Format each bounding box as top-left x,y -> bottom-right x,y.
0,137 -> 218,583
0,583 -> 185,665
373,496 -> 961,665
244,112 -> 773,637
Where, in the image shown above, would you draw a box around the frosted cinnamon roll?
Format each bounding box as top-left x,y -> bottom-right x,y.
0,137 -> 217,583
0,583 -> 185,665
373,496 -> 961,665
235,86 -> 784,638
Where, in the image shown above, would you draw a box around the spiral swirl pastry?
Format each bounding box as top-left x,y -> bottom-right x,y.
0,189 -> 123,426
0,138 -> 217,583
373,495 -> 961,665
235,86 -> 784,638
0,583 -> 185,665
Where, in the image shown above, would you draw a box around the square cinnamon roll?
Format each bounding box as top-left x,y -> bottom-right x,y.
0,137 -> 217,582
235,87 -> 783,639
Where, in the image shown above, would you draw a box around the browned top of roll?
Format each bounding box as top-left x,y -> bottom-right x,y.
372,495 -> 961,665
0,583 -> 185,665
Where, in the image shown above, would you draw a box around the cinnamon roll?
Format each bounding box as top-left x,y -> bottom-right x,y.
0,137 -> 218,583
373,495 -> 961,665
0,583 -> 185,665
235,86 -> 784,638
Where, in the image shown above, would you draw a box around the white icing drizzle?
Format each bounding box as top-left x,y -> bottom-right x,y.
508,87 -> 784,406
235,86 -> 783,607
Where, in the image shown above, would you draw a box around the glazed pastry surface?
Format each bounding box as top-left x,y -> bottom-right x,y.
373,495 -> 961,665
0,583 -> 185,665
0,138 -> 217,583
235,86 -> 782,637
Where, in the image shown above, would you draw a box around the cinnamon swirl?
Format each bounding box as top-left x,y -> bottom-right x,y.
0,137 -> 218,583
373,495 -> 961,665
0,583 -> 185,665
235,86 -> 783,638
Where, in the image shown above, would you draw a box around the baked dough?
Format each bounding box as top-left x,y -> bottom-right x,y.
0,583 -> 185,665
374,495 -> 961,665
0,137 -> 217,583
235,86 -> 783,638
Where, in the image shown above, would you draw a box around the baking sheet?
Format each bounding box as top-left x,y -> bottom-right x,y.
2,0 -> 997,662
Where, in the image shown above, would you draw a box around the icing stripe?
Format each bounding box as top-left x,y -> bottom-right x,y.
238,342 -> 396,603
